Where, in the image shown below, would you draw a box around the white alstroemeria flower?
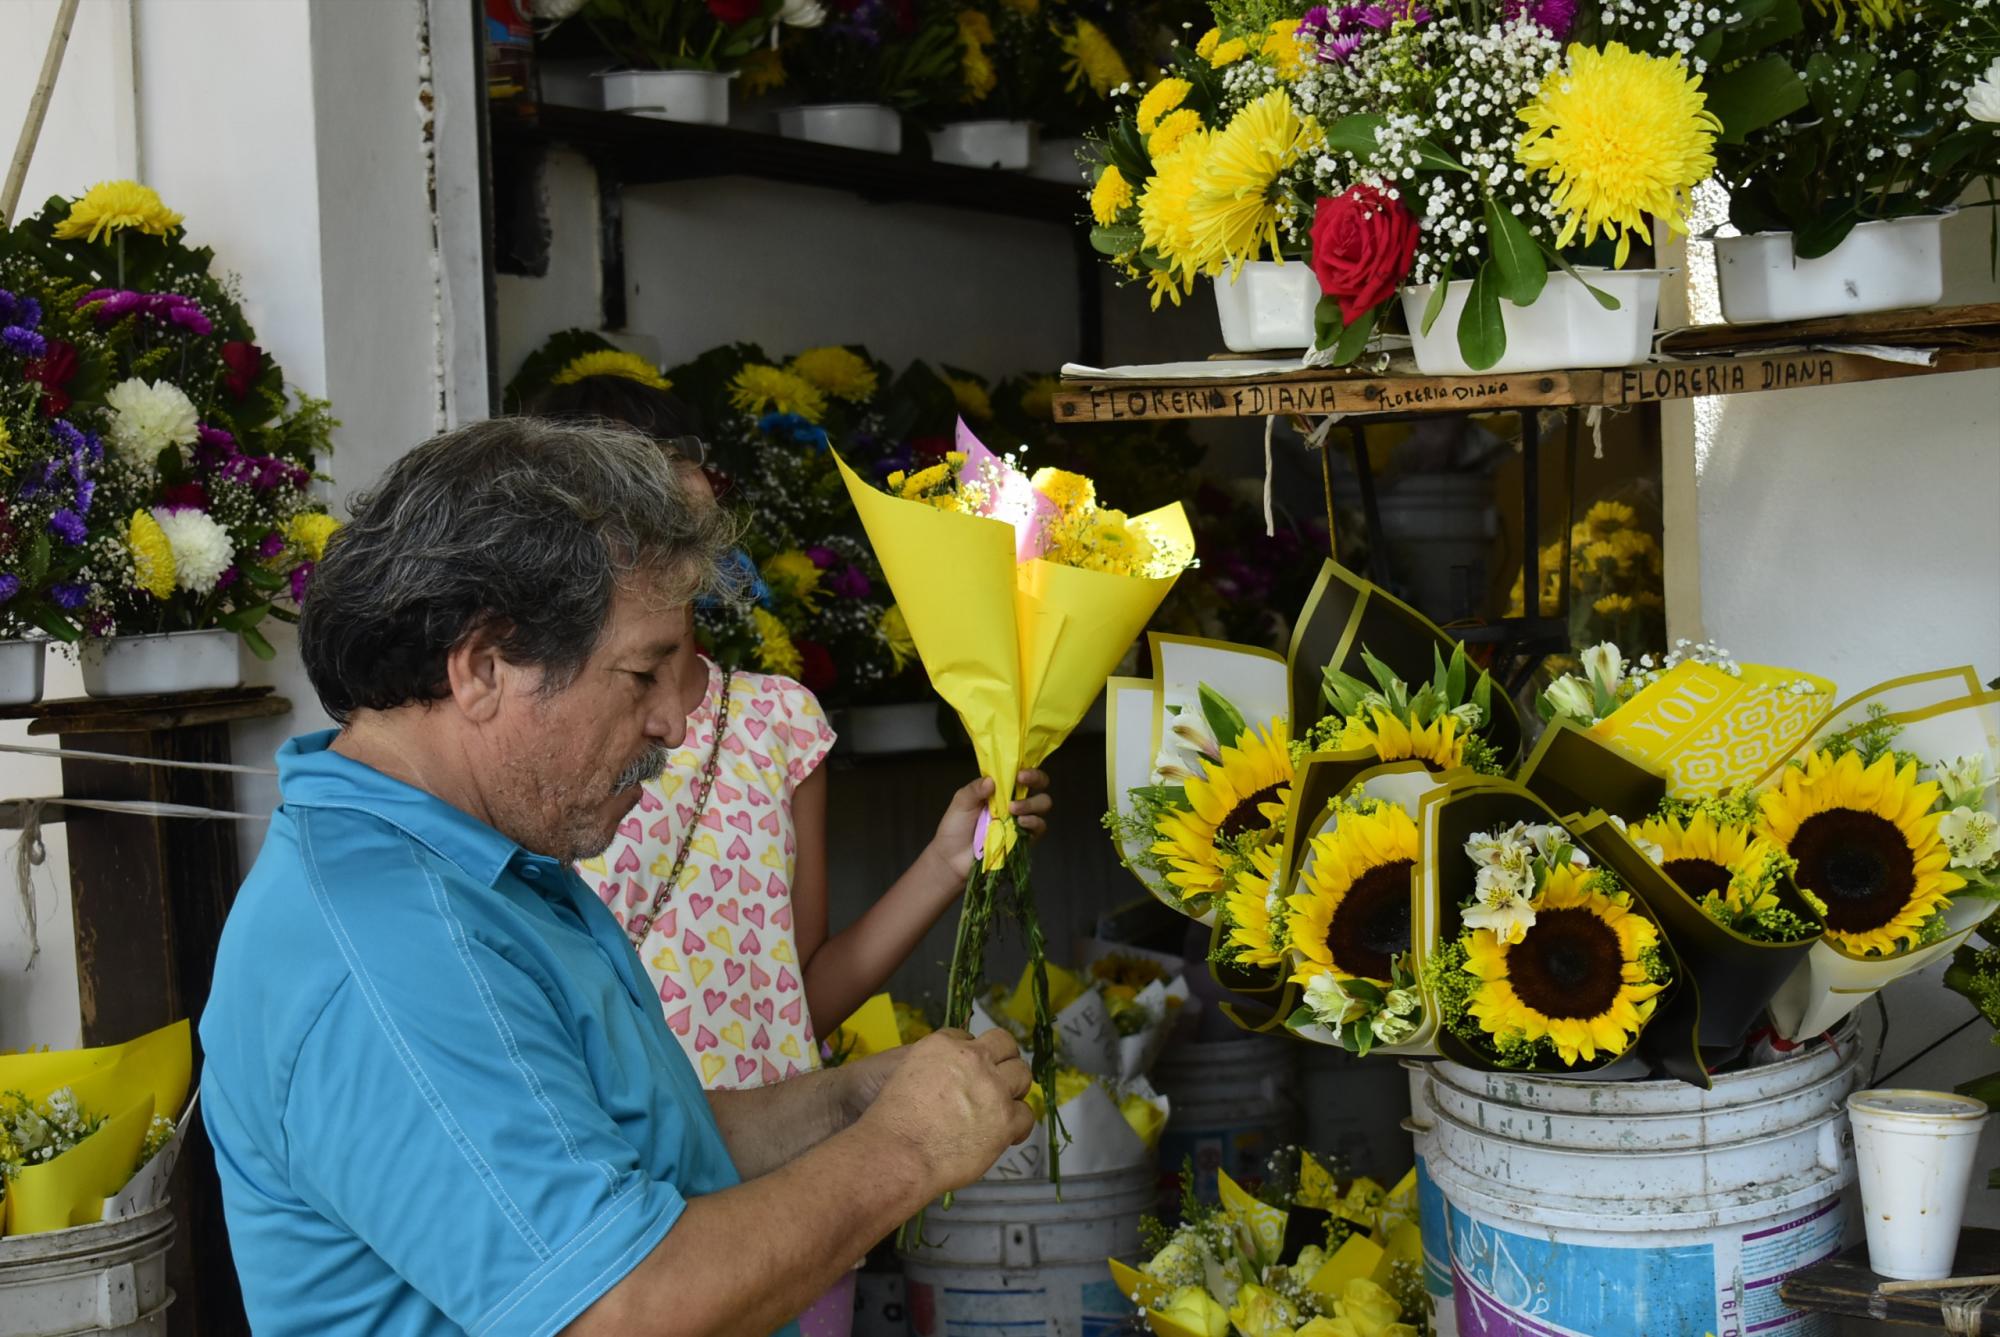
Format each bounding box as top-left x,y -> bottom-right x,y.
1169,708 -> 1222,761
1373,1011 -> 1419,1045
1522,823 -> 1588,868
1609,814 -> 1665,865
1465,827 -> 1529,867
1383,987 -> 1420,1018
1303,973 -> 1365,1031
1475,860 -> 1531,903
1464,882 -> 1537,944
1966,57 -> 2000,123
1934,755 -> 1993,809
779,0 -> 827,25
1449,701 -> 1486,730
1151,750 -> 1200,785
1940,808 -> 2000,871
1543,674 -> 1597,724
1580,641 -> 1625,695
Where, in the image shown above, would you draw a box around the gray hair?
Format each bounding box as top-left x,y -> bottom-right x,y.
300,416 -> 738,724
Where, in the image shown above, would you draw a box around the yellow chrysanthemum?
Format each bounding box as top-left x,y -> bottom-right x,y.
285,512 -> 341,563
1807,0 -> 1907,34
741,46 -> 785,96
1139,129 -> 1211,283
946,375 -> 992,421
879,605 -> 917,672
552,348 -> 672,391
1287,804 -> 1421,986
1335,709 -> 1468,771
1188,89 -> 1318,273
728,364 -> 828,423
786,346 -> 877,402
1226,845 -> 1288,968
751,606 -> 803,679
1760,750 -> 1963,957
1062,19 -> 1131,97
1260,18 -> 1312,81
1195,28 -> 1221,60
1151,718 -> 1295,909
1043,505 -> 1166,576
1137,77 -> 1191,135
1517,43 -> 1721,268
1147,106 -> 1205,161
127,510 -> 176,601
959,11 -> 997,101
1030,466 -> 1095,514
763,550 -> 823,611
1208,36 -> 1250,67
1463,865 -> 1665,1065
1146,265 -> 1191,309
1633,809 -> 1793,922
52,181 -> 183,243
1090,165 -> 1135,226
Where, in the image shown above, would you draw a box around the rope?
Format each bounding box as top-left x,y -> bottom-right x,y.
0,739 -> 277,776
1262,415 -> 1278,538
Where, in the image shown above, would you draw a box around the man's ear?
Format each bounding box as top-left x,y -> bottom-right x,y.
444,619 -> 515,724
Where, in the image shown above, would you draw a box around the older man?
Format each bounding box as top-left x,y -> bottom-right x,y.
200,418 -> 1033,1336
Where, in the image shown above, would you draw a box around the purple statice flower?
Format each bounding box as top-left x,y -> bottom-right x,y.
0,575 -> 18,603
3,324 -> 46,358
289,561 -> 315,603
73,477 -> 95,514
257,531 -> 286,560
48,582 -> 87,610
216,566 -> 240,592
1504,0 -> 1577,36
50,418 -> 100,463
47,509 -> 87,546
826,565 -> 871,600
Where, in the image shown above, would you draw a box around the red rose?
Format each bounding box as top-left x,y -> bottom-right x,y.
706,0 -> 761,23
24,340 -> 77,416
1309,186 -> 1420,327
795,638 -> 836,697
221,341 -> 262,400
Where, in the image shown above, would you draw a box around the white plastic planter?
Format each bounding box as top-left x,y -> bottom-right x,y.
81,629 -> 243,699
1401,269 -> 1666,376
1713,213 -> 1948,323
775,104 -> 902,154
0,638 -> 44,707
596,70 -> 733,126
1212,260 -> 1321,353
929,119 -> 1037,170
1030,136 -> 1088,183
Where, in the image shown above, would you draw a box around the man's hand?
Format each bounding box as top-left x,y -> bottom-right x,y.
834,1045 -> 910,1123
925,770 -> 1054,885
860,1028 -> 1034,1190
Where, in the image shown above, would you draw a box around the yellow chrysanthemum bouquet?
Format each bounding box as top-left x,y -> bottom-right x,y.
839,420 -> 1191,1181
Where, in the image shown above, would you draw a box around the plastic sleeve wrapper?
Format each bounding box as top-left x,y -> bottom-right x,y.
1767,680 -> 2000,1041
984,1077 -> 1169,1182
992,961 -> 1190,1082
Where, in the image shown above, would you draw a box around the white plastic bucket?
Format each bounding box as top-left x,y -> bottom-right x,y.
1212,260 -> 1321,353
776,104 -> 903,154
900,1166 -> 1154,1337
81,629 -> 242,698
930,119 -> 1037,170
1405,1062 -> 1459,1337
0,638 -> 45,707
1849,1088 -> 1989,1281
1410,1033 -> 1860,1337
0,1204 -> 175,1336
1401,269 -> 1666,376
596,69 -> 733,125
1151,1034 -> 1300,1203
1713,214 -> 1947,323
1301,1044 -> 1413,1182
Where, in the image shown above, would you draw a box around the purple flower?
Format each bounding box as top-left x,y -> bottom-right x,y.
74,477 -> 95,514
805,546 -> 837,569
217,565 -> 240,591
1298,5 -> 1332,37
50,418 -> 99,463
2,325 -> 46,359
197,424 -> 237,450
1320,32 -> 1366,62
826,565 -> 871,600
47,509 -> 87,546
257,531 -> 286,560
49,582 -> 87,610
0,290 -> 41,330
0,575 -> 18,603
1504,0 -> 1576,35
78,289 -> 212,334
290,561 -> 315,602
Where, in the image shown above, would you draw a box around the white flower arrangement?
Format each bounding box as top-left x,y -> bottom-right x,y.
153,506 -> 235,594
104,378 -> 199,469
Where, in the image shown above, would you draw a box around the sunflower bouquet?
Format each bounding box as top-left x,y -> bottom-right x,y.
1109,1152 -> 1426,1337
0,184 -> 337,656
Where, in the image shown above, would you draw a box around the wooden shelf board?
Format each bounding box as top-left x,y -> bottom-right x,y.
493,102 -> 1083,226
0,686 -> 293,735
1781,1231 -> 2000,1333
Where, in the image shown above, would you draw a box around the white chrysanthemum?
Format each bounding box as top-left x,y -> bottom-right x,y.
1966,57 -> 2000,124
152,507 -> 234,593
778,0 -> 825,26
106,378 -> 199,468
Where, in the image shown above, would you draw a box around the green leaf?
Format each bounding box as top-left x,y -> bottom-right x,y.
1793,208 -> 1863,261
1199,683 -> 1251,751
1314,294 -> 1343,351
1446,644 -> 1468,707
29,607 -> 79,643
1455,262 -> 1507,372
1473,665 -> 1494,721
1286,1006 -> 1317,1032
1959,1071 -> 2000,1110
1332,304 -> 1377,366
1538,239 -> 1622,311
1361,648 -> 1402,699
1351,1025 -> 1375,1058
1089,224 -> 1143,257
1420,260 -> 1452,335
1703,55 -> 1809,143
216,602 -> 273,633
240,564 -> 286,592
240,625 -> 277,661
1484,197 -> 1548,307
1322,115 -> 1467,173
25,533 -> 49,589
1341,976 -> 1386,1006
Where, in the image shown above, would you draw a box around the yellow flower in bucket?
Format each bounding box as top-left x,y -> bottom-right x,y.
53,181 -> 183,243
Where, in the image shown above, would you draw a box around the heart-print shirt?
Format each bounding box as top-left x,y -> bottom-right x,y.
580,655 -> 837,1091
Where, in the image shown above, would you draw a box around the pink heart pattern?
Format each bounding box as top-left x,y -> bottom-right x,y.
583,658 -> 836,1093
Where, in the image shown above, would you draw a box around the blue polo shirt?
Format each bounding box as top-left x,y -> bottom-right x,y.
202,731 -> 791,1336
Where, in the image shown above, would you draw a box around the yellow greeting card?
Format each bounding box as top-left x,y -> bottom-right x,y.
1592,662 -> 1836,795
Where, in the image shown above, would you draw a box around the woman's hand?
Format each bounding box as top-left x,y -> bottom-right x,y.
923,769 -> 1053,885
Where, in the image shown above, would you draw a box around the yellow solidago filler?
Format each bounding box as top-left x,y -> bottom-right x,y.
0,421 -> 13,476
1808,0 -> 1907,34
728,364 -> 828,423
53,181 -> 183,243
1189,89 -> 1317,273
751,607 -> 803,679
1061,19 -> 1131,98
1090,165 -> 1135,226
741,47 -> 785,96
128,510 -> 176,600
787,345 -> 877,402
1137,77 -> 1191,135
946,375 -> 992,421
285,512 -> 341,563
1139,128 -> 1211,287
552,348 -> 672,391
1261,17 -> 1312,81
1517,42 -> 1720,268
879,605 -> 917,672
958,11 -> 997,102
1147,106 -> 1204,160
763,550 -> 823,611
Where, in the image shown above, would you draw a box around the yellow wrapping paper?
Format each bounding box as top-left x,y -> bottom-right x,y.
1591,661 -> 1837,795
827,994 -> 903,1059
836,451 -> 1189,861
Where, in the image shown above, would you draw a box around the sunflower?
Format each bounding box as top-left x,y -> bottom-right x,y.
729,364 -> 828,422
1462,865 -> 1666,1065
1151,718 -> 1294,909
787,346 -> 877,402
1061,19 -> 1131,98
1090,165 -> 1135,226
1335,708 -> 1468,771
1226,843 -> 1290,968
1631,808 -> 1805,940
1288,803 -> 1421,986
1188,90 -> 1317,273
1760,750 -> 1963,957
1516,43 -> 1720,268
1137,78 -> 1191,135
552,348 -> 671,391
53,180 -> 183,242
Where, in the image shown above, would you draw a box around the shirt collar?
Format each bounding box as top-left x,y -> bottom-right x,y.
276,729 -> 533,889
